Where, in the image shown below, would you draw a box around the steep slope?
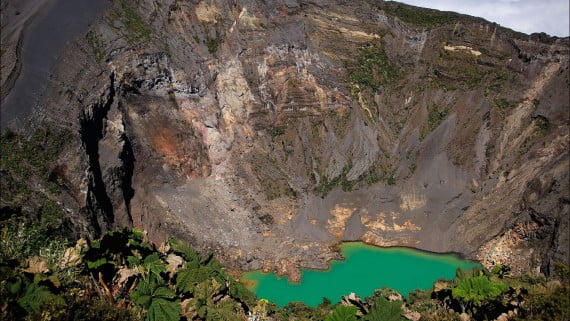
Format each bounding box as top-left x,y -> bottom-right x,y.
2,0 -> 568,280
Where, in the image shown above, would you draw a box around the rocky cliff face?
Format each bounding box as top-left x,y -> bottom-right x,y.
5,0 -> 568,279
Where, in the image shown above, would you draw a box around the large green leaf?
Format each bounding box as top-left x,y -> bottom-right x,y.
194,278 -> 223,302
154,286 -> 176,299
133,293 -> 152,308
127,255 -> 141,267
364,298 -> 405,321
132,276 -> 181,321
229,281 -> 256,306
176,267 -> 209,293
87,257 -> 109,269
141,253 -> 166,279
206,300 -> 239,321
452,276 -> 507,307
132,276 -> 161,308
17,283 -> 64,313
324,305 -> 358,321
131,278 -> 154,307
168,237 -> 200,263
147,297 -> 181,321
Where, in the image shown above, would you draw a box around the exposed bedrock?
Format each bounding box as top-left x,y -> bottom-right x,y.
13,0 -> 569,279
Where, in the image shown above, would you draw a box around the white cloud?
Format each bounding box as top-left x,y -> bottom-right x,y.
388,0 -> 569,37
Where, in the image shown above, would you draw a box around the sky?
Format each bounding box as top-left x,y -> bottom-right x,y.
389,0 -> 570,37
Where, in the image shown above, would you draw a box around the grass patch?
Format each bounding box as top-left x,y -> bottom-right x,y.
205,36 -> 220,55
327,109 -> 351,137
86,31 -> 106,63
385,172 -> 396,185
364,163 -> 396,186
466,65 -> 484,89
316,164 -> 353,195
346,43 -> 401,93
420,104 -> 450,139
0,128 -> 68,208
267,124 -> 288,138
345,42 -> 401,123
519,116 -> 550,154
433,49 -> 486,90
365,170 -> 381,185
114,0 -> 152,46
494,98 -> 514,110
382,3 -> 458,29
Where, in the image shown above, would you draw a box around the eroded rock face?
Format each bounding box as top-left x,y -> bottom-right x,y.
12,0 -> 569,278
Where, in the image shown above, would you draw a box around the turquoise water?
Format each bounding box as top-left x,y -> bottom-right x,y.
242,242 -> 479,307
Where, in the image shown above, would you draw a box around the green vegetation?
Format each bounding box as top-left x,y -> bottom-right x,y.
316,163 -> 353,195
519,116 -> 550,154
466,65 -> 485,89
420,104 -> 450,140
113,0 -> 152,45
0,226 -> 256,320
0,128 -> 68,232
385,173 -> 396,185
205,36 -> 220,55
132,276 -> 180,321
325,305 -> 358,321
534,115 -> 550,132
364,297 -> 405,321
347,43 -> 400,94
268,124 -> 288,138
1,128 -> 67,180
452,275 -> 507,314
1,221 -> 569,320
327,109 -> 351,138
494,98 -> 514,110
364,170 -> 381,185
487,70 -> 509,92
86,31 -> 106,63
345,42 -> 401,123
382,3 -> 458,29
427,104 -> 449,132
432,47 -> 487,91
363,164 -> 396,186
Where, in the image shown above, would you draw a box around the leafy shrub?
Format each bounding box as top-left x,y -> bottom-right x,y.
268,124 -> 288,138
325,305 -> 358,321
132,276 -> 181,321
205,36 -> 220,54
382,3 -> 458,28
364,297 -> 405,321
0,219 -> 68,267
520,286 -> 570,321
452,276 -> 507,313
114,0 -> 152,45
426,104 -> 449,133
86,31 -> 106,62
0,128 -> 68,207
3,224 -> 570,321
316,163 -> 353,195
347,43 -> 400,93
